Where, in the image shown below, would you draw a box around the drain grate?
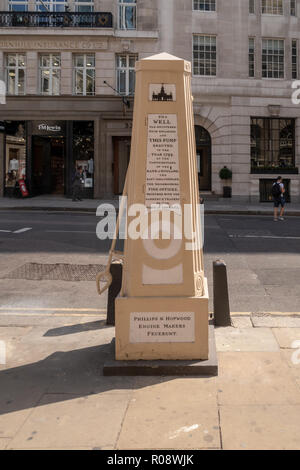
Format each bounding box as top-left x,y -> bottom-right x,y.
2,263 -> 105,282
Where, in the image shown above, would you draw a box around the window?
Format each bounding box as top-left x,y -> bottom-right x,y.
261,0 -> 283,15
249,38 -> 255,77
73,54 -> 95,96
291,0 -> 297,16
251,118 -> 296,171
116,54 -> 137,95
4,121 -> 27,193
75,0 -> 94,12
193,0 -> 216,11
262,39 -> 284,78
6,54 -> 26,95
40,54 -> 61,95
118,0 -> 136,30
8,0 -> 28,11
193,35 -> 217,76
36,0 -> 66,12
249,0 -> 255,14
73,121 -> 94,192
292,40 -> 298,79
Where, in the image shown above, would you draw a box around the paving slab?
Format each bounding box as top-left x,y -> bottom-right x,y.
280,349 -> 300,377
252,315 -> 300,328
272,328 -> 300,349
215,327 -> 279,352
0,438 -> 10,450
8,446 -> 98,450
0,314 -> 105,328
0,367 -> 50,438
117,378 -> 220,450
8,392 -> 131,450
0,326 -> 32,339
0,326 -> 32,370
1,322 -> 114,369
218,352 -> 300,406
231,316 -> 253,328
220,405 -> 300,450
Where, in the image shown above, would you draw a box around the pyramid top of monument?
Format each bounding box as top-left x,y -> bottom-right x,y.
137,52 -> 191,72
143,52 -> 183,61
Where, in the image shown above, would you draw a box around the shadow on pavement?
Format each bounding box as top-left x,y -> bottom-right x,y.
43,320 -> 108,337
0,343 -> 170,416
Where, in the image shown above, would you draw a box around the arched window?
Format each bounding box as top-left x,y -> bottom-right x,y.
195,125 -> 211,147
195,126 -> 212,191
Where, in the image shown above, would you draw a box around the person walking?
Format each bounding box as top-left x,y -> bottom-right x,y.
272,176 -> 286,221
72,166 -> 83,202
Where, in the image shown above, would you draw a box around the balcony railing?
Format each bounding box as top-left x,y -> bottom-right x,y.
0,11 -> 113,28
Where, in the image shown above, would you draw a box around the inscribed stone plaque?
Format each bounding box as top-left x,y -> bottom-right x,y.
145,114 -> 180,207
130,312 -> 195,343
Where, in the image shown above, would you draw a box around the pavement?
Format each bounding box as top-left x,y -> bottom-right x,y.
1,195 -> 300,215
0,206 -> 299,450
0,311 -> 300,450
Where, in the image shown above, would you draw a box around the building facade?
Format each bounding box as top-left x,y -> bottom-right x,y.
163,0 -> 300,202
0,0 -> 159,198
0,0 -> 299,202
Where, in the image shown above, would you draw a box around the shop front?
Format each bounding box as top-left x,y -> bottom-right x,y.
2,119 -> 95,198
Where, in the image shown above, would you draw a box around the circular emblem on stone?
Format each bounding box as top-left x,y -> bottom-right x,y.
196,274 -> 203,293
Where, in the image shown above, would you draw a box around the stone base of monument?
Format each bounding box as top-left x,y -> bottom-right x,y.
114,280 -> 209,361
103,325 -> 218,376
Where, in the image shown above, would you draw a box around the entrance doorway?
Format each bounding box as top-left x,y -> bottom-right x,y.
113,136 -> 131,195
195,126 -> 212,191
32,136 -> 65,195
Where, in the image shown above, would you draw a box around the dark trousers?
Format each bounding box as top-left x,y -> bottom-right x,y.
72,182 -> 82,200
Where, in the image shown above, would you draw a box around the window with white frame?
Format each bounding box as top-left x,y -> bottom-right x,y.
262,39 -> 284,78
40,54 -> 61,95
249,0 -> 255,14
118,0 -> 136,30
116,54 -> 137,95
292,39 -> 298,79
73,54 -> 95,96
8,0 -> 28,11
6,54 -> 26,95
36,0 -> 66,12
290,0 -> 297,16
74,0 -> 94,12
193,35 -> 217,76
261,0 -> 283,15
249,38 -> 255,77
193,0 -> 216,11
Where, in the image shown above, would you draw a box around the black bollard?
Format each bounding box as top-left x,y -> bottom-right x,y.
213,260 -> 231,327
106,263 -> 123,326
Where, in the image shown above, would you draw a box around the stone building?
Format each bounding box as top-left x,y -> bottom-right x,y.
0,0 -> 299,202
0,0 -> 159,198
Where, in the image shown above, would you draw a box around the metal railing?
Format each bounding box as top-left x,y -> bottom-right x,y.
0,11 -> 113,28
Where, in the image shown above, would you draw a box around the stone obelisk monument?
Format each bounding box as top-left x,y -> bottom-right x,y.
115,53 -> 209,361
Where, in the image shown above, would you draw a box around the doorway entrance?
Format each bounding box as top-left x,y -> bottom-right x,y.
32,136 -> 65,195
195,126 -> 212,191
113,136 -> 131,195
